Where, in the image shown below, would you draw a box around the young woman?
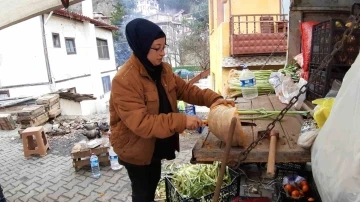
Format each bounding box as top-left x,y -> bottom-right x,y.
109,18 -> 234,202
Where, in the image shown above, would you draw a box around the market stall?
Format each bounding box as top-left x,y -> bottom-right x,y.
191,95 -> 311,165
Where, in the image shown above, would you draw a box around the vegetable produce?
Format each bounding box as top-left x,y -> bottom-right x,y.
237,108 -> 309,120
279,62 -> 300,82
227,69 -> 274,98
166,162 -> 232,199
208,105 -> 246,147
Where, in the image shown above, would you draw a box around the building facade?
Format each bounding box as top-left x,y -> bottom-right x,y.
0,1 -> 118,114
208,0 -> 289,95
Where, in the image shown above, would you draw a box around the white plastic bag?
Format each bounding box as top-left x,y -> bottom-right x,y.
297,120 -> 319,149
312,54 -> 360,202
269,73 -> 307,110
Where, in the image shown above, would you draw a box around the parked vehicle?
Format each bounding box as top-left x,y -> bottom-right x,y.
174,69 -> 195,79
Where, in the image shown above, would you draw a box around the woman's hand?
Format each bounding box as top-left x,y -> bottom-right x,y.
186,116 -> 203,130
210,98 -> 235,109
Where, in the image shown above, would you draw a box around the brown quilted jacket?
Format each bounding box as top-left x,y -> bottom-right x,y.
109,54 -> 221,165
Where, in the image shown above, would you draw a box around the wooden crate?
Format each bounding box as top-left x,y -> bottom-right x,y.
71,145 -> 110,171
17,105 -> 46,121
20,113 -> 49,129
36,94 -> 59,107
0,114 -> 16,130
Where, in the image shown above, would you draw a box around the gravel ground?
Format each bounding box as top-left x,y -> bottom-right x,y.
4,112 -> 208,157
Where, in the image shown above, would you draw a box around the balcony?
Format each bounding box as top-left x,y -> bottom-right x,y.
230,14 -> 288,56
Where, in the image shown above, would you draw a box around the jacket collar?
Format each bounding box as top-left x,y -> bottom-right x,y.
129,54 -> 169,79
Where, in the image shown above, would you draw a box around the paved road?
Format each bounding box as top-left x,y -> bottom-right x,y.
0,131 -> 194,202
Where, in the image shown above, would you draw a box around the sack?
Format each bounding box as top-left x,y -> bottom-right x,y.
312,54 -> 360,202
300,22 -> 318,73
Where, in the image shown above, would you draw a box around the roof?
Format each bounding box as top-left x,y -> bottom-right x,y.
52,88 -> 96,102
53,9 -> 118,31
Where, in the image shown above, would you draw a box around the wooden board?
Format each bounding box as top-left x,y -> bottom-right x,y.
17,105 -> 45,117
20,113 -> 49,129
192,95 -> 311,164
0,114 -> 16,130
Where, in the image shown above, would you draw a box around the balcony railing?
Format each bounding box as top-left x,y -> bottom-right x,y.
230,14 -> 288,55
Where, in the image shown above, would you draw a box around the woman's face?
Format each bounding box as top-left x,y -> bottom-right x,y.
147,37 -> 166,66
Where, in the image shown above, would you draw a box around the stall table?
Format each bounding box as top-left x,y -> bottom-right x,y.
191,95 -> 311,164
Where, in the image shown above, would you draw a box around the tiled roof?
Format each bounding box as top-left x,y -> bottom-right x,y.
53,9 -> 118,31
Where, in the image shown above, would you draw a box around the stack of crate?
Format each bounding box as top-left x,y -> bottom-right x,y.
0,114 -> 16,130
36,94 -> 61,118
17,105 -> 48,129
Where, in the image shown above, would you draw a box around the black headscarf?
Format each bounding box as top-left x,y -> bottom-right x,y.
125,18 -> 166,80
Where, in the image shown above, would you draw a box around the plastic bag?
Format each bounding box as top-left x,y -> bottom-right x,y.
325,79 -> 342,98
297,119 -> 319,149
312,98 -> 335,128
312,54 -> 360,202
269,73 -> 307,110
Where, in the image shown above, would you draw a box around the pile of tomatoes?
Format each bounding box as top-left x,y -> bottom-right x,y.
283,179 -> 315,201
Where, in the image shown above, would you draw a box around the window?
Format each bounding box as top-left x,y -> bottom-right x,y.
97,38 -> 110,59
52,33 -> 61,48
102,76 -> 111,94
65,38 -> 76,54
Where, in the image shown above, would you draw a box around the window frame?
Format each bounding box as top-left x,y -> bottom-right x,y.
52,33 -> 61,48
65,37 -> 77,55
101,75 -> 111,94
96,38 -> 110,60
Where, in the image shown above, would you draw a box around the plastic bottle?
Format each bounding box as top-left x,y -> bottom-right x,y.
90,153 -> 101,178
109,146 -> 123,170
239,64 -> 258,99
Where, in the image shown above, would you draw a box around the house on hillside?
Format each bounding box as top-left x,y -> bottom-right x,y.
209,0 -> 289,95
136,0 -> 160,16
0,1 -> 118,115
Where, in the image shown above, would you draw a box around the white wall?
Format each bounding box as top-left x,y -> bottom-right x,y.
0,16 -> 49,87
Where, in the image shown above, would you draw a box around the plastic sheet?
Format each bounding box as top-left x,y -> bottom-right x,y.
312,54 -> 360,202
300,22 -> 318,73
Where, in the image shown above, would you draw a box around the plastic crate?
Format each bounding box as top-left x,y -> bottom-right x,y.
165,167 -> 240,202
306,63 -> 347,101
274,168 -> 321,202
310,19 -> 360,66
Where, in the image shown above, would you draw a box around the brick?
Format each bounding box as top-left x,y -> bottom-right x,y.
22,182 -> 40,194
58,196 -> 71,202
33,189 -> 54,201
35,181 -> 53,192
110,179 -> 129,192
6,191 -> 26,202
63,186 -> 84,198
48,180 -> 67,191
24,177 -> 42,187
36,175 -> 55,185
79,192 -> 100,202
62,178 -> 82,190
48,187 -> 68,200
9,183 -> 27,195
96,182 -> 113,194
67,194 -> 86,202
48,175 -> 64,184
78,184 -> 99,196
92,175 -> 110,186
97,190 -> 119,201
27,198 -> 39,202
20,190 -> 40,202
77,177 -> 97,188
106,173 -> 121,184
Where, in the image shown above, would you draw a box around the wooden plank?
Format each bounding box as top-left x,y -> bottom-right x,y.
71,147 -> 109,159
48,108 -> 61,118
20,113 -> 49,129
36,94 -> 59,105
17,105 -> 45,117
268,95 -> 306,150
0,0 -> 83,30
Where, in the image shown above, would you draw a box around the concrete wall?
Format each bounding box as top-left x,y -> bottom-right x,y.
0,16 -> 49,87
